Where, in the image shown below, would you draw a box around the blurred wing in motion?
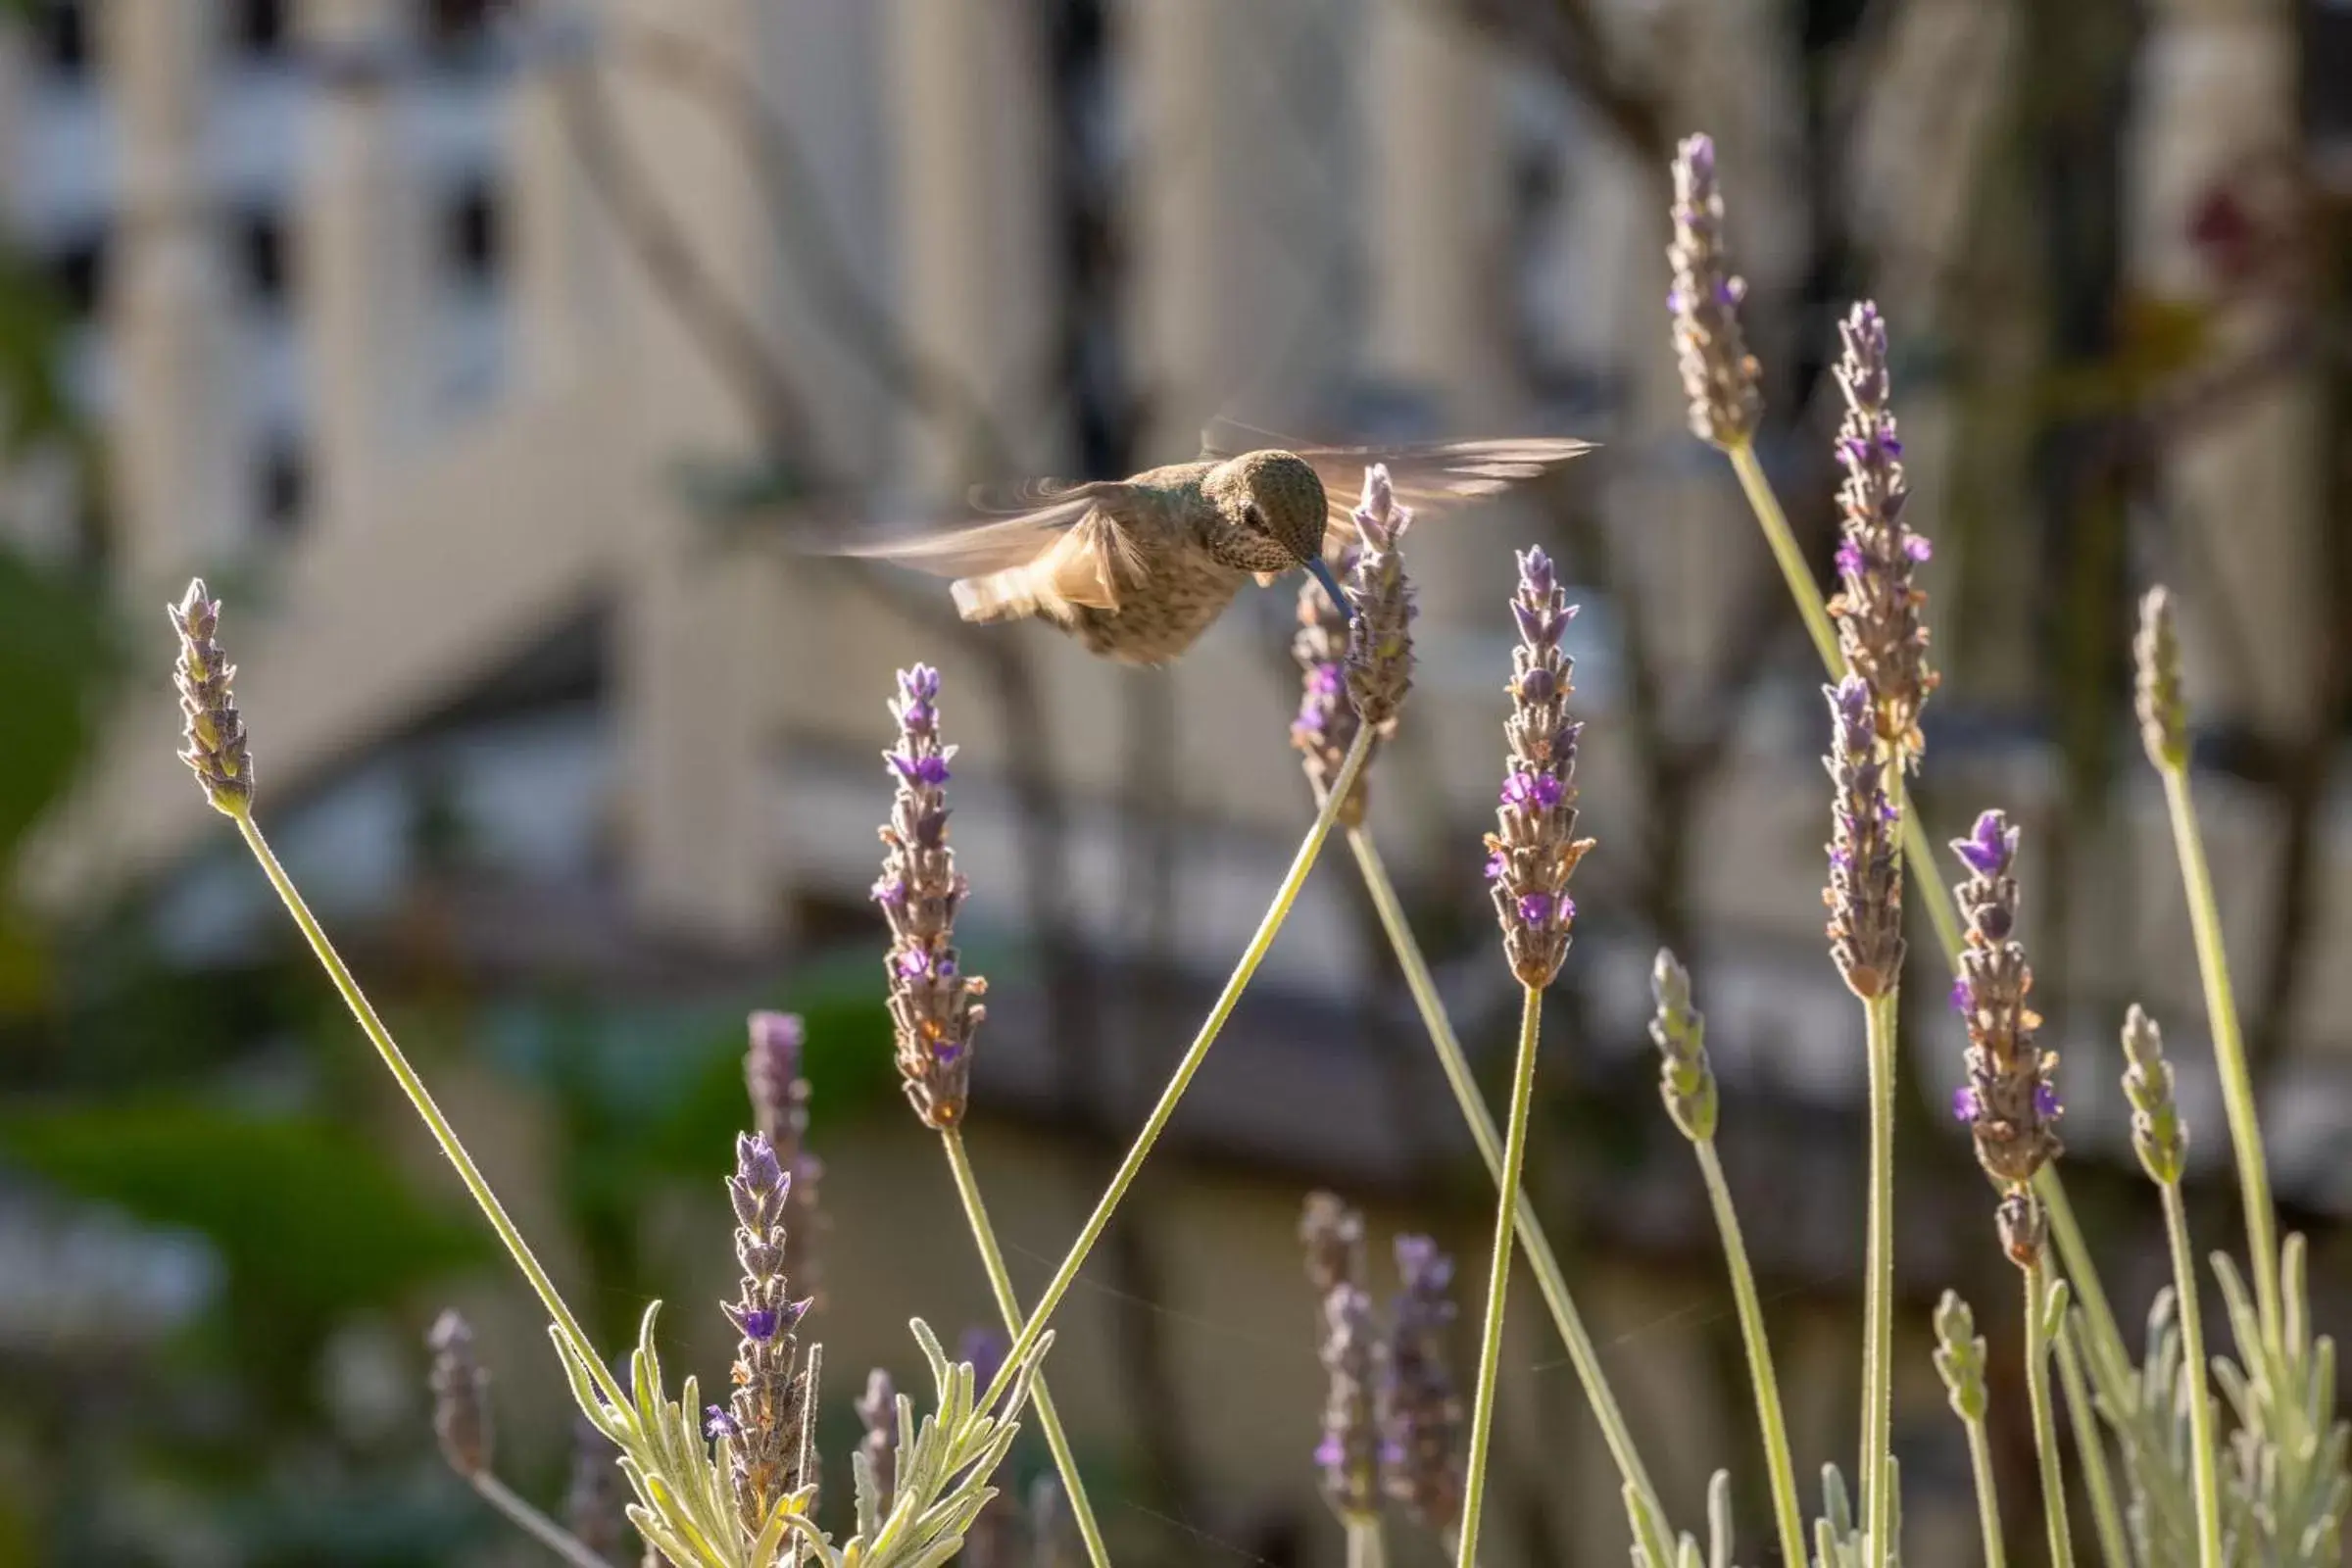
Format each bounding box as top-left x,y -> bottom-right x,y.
1200,416 -> 1595,557
810,481 -> 1142,623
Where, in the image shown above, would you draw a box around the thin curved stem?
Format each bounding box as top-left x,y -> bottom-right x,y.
2161,1182 -> 2225,1568
1958,1412 -> 2008,1568
1861,993 -> 1898,1567
2026,1261 -> 2078,1568
1692,1140 -> 1807,1568
1346,1516 -> 1388,1568
470,1473 -> 615,1568
1455,986 -> 1545,1568
2054,1320 -> 2129,1568
941,1132 -> 1112,1568
232,811 -> 628,1412
988,723 -> 1376,1404
2160,765 -> 2280,1349
1715,440 -> 2129,1378
1344,829 -> 1661,1517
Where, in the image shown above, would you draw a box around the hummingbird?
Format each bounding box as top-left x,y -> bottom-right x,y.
825,421 -> 1594,665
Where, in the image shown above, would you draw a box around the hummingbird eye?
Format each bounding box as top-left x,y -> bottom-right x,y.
1242,504 -> 1267,532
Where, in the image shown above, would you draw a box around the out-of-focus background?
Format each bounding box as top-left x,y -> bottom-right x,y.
0,1 -> 2347,1563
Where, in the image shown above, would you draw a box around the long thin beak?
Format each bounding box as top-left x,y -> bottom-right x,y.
1307,558 -> 1352,620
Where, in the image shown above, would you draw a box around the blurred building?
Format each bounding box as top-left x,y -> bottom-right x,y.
6,2 -> 2351,1564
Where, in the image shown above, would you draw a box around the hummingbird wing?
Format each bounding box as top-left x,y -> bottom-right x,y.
1200,417 -> 1594,562
817,481 -> 1146,619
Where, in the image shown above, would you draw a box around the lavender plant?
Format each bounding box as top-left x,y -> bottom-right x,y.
1299,1194 -> 1386,1568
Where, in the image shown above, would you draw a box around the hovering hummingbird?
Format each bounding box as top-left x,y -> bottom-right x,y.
826,421 -> 1593,665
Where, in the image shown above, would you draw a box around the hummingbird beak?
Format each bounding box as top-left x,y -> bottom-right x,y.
1307,558 -> 1353,621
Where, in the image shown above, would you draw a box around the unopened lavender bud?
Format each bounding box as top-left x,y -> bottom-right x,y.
1299,1191 -> 1366,1298
2121,1004 -> 2187,1186
169,578 -> 255,814
1931,1291 -> 1989,1424
856,1368 -> 897,1519
875,665 -> 985,1128
1995,1188 -> 2046,1271
1823,676 -> 1904,999
426,1308 -> 492,1478
1648,948 -> 1717,1143
1667,133 -> 1763,447
2134,587 -> 2188,771
1381,1235 -> 1465,1533
1343,465 -> 1416,731
1827,302 -> 1937,760
1292,542 -> 1372,826
1487,547 -> 1594,989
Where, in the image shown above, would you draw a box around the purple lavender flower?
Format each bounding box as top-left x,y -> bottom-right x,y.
1952,1087 -> 1980,1122
1291,542 -> 1375,827
875,665 -> 986,1128
1824,675 -> 1905,999
1487,547 -> 1595,989
1381,1235 -> 1465,1532
718,1131 -> 815,1533
705,1405 -> 741,1441
1300,1193 -> 1380,1522
1826,302 -> 1938,761
1948,809 -> 2065,1242
856,1369 -> 898,1521
1666,134 -> 1763,447
425,1309 -> 492,1478
169,579 -> 256,814
1343,466 -> 1417,731
744,1010 -> 825,1311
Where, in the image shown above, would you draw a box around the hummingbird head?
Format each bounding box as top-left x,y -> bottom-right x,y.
1201,450 -> 1330,574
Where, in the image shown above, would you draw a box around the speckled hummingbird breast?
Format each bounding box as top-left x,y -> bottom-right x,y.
1071,550 -> 1250,665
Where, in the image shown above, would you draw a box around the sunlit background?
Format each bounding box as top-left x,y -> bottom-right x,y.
2,1 -> 2350,1564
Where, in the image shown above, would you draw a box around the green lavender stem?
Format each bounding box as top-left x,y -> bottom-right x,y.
987,724 -> 1376,1405
1692,1139 -> 1808,1568
1455,986 -> 1545,1568
1347,1517 -> 1388,1568
470,1474 -> 615,1568
1344,829 -> 1661,1517
1956,1398 -> 2008,1568
231,810 -> 628,1414
2027,1263 -> 2078,1568
941,1131 -> 1112,1568
1861,992 -> 1898,1567
2054,1323 -> 2128,1568
2159,765 -> 2281,1348
2160,1181 -> 2225,1568
1717,438 -> 2124,1372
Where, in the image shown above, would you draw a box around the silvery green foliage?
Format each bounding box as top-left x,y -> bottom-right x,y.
555,1303 -> 1051,1568
2076,1291 -> 2228,1566
1807,1461 -> 1899,1568
1626,1471 -> 1740,1568
2211,1238 -> 2349,1565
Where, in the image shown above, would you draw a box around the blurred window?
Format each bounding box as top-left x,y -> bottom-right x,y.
443,177 -> 501,287
237,208 -> 289,306
256,433 -> 308,537
30,2 -> 89,76
230,0 -> 291,59
44,228 -> 106,318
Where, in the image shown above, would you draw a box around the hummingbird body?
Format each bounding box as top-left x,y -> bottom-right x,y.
830,428 -> 1593,664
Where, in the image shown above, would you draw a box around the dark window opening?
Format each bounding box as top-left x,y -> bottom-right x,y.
230,0 -> 291,58
237,209 -> 288,304
45,230 -> 108,318
418,0 -> 501,67
443,178 -> 501,286
256,436 -> 308,537
31,2 -> 90,77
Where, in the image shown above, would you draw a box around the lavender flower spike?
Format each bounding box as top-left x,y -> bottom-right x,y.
1299,1193 -> 1380,1523
874,664 -> 987,1128
1823,676 -> 1905,999
1343,464 -> 1417,731
1826,302 -> 1937,760
1949,809 -> 2065,1255
426,1308 -> 492,1478
169,578 -> 255,814
1668,133 -> 1763,447
1486,547 -> 1595,988
2120,1004 -> 2187,1187
1382,1235 -> 1466,1534
563,1414 -> 627,1561
855,1368 -> 898,1521
1291,540 -> 1372,826
745,1009 -> 825,1308
1648,948 -> 1717,1143
2134,586 -> 2189,770
719,1131 -> 815,1535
